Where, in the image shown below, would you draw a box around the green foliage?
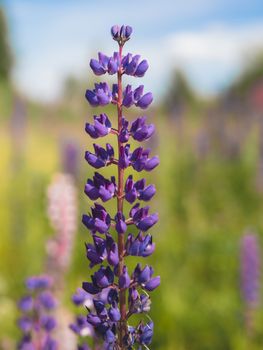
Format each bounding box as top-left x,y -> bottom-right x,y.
0,7 -> 12,82
163,69 -> 198,114
228,52 -> 263,97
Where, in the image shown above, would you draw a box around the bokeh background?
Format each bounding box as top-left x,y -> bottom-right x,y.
1,0 -> 263,349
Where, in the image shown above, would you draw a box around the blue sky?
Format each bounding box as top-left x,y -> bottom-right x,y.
2,0 -> 263,101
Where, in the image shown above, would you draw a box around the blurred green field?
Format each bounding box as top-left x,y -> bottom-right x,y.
1,81 -> 263,349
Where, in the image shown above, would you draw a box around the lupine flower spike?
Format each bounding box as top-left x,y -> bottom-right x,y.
80,24 -> 160,349
240,231 -> 261,335
46,173 -> 78,349
46,173 -> 78,281
17,275 -> 57,350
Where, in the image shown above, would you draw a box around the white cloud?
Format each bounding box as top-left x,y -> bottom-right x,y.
162,23 -> 263,94
8,0 -> 263,101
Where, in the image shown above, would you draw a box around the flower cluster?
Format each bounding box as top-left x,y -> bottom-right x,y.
240,231 -> 261,334
70,288 -> 95,350
61,139 -> 79,179
81,24 -> 160,349
86,83 -> 153,110
46,173 -> 78,274
240,232 -> 261,306
17,275 -> 57,350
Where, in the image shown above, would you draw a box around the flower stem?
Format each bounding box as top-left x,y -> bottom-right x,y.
117,43 -> 127,349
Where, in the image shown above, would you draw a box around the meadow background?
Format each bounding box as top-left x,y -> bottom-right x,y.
1,1 -> 263,349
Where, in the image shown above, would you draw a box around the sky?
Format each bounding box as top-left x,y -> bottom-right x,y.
2,0 -> 263,102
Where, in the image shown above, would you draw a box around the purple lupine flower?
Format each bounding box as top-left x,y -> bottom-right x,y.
85,143 -> 114,169
70,289 -> 97,348
137,321 -> 154,345
17,275 -> 57,349
241,233 -> 261,305
18,296 -> 33,312
122,53 -> 149,77
130,116 -> 155,141
90,52 -> 120,76
85,82 -> 112,106
125,175 -> 156,203
128,288 -> 151,314
130,203 -> 159,231
130,146 -> 159,172
61,139 -> 79,179
84,172 -> 116,202
240,231 -> 261,334
132,263 -> 160,291
26,275 -> 52,290
118,116 -> 155,143
118,144 -> 159,171
125,232 -> 155,257
82,203 -> 111,234
72,288 -> 94,308
85,113 -> 112,139
78,24 -> 160,349
122,84 -> 153,109
111,25 -> 132,43
115,212 -> 127,234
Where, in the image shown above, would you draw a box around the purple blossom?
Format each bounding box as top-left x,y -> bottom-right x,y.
70,315 -> 93,337
79,24 -> 160,349
85,233 -> 119,268
137,321 -> 154,345
241,233 -> 261,305
118,116 -> 155,143
72,288 -> 93,307
125,232 -> 155,257
118,144 -> 159,171
26,275 -> 52,291
111,24 -> 132,43
130,116 -> 155,141
125,175 -> 156,203
133,264 -> 160,291
18,296 -> 33,312
17,275 -> 57,349
128,288 -> 151,314
82,203 -> 111,234
130,146 -> 159,172
61,140 -> 79,178
122,84 -> 153,109
82,266 -> 114,294
85,172 -> 116,202
130,203 -> 159,231
85,82 -> 112,106
90,52 -> 120,76
85,143 -> 114,169
85,113 -> 112,139
122,53 -> 149,77
119,266 -> 131,289
39,291 -> 56,310
115,212 -> 127,234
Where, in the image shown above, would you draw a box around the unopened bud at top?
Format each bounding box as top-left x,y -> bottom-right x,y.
111,24 -> 133,44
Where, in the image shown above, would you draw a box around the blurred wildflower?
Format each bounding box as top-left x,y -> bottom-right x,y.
46,173 -> 78,280
17,275 -> 57,350
240,231 -> 261,334
61,139 -> 80,179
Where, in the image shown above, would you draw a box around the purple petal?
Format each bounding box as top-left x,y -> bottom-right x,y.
135,59 -> 149,77
85,90 -> 98,106
90,59 -> 105,75
82,282 -> 101,295
144,156 -> 159,171
136,92 -> 153,109
144,276 -> 160,291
